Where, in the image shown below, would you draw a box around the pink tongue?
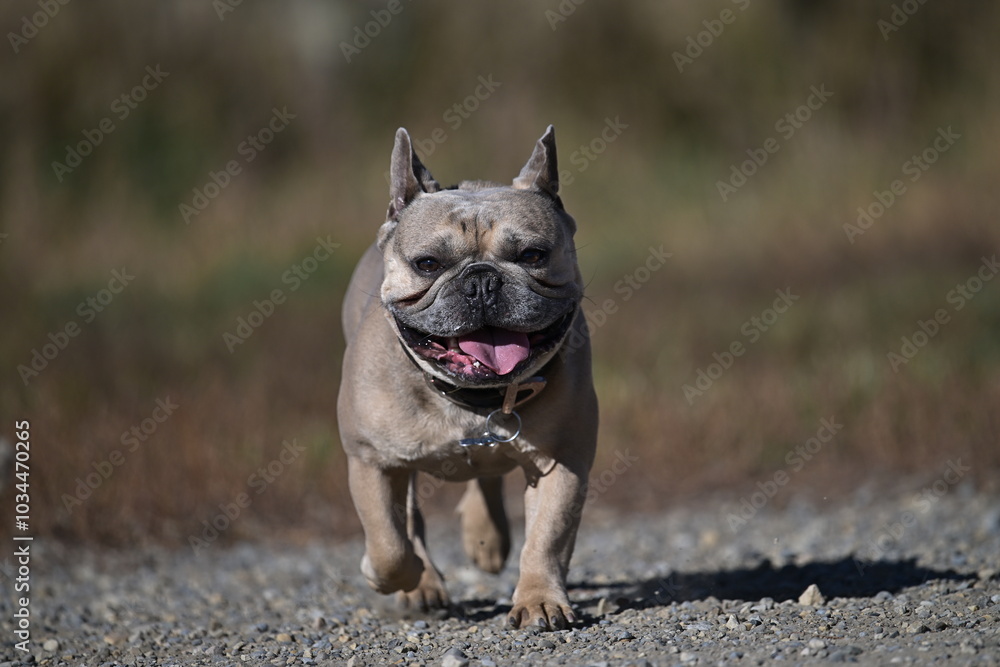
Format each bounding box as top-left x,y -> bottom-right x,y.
458,327 -> 531,375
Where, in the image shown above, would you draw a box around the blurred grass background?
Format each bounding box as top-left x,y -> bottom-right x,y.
1,0 -> 998,545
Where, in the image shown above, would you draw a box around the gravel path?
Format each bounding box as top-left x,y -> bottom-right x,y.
3,481 -> 999,666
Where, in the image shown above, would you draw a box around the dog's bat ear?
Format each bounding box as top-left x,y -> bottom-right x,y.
386,128 -> 440,224
512,125 -> 559,199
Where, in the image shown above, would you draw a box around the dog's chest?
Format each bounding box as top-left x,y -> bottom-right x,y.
394,425 -> 553,483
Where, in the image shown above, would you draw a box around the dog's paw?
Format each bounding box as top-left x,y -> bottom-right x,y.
360,551 -> 423,594
507,586 -> 576,630
397,564 -> 450,612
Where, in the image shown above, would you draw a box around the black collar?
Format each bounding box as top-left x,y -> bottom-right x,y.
424,374 -> 546,412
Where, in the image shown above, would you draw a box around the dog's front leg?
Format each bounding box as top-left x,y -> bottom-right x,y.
508,461 -> 587,629
348,456 -> 424,594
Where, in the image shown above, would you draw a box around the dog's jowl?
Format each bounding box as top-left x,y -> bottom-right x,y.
337,126 -> 598,630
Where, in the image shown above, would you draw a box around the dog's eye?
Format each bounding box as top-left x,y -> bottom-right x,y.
413,257 -> 442,273
519,248 -> 548,265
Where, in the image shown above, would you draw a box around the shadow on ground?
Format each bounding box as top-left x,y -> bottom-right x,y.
451,557 -> 978,625
579,557 -> 977,611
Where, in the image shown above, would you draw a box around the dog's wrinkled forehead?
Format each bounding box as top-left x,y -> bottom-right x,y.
392,187 -> 570,253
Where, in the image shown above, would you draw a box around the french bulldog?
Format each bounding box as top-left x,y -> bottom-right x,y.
337,125 -> 598,629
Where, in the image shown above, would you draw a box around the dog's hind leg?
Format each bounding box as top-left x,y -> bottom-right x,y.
458,476 -> 511,574
397,472 -> 451,611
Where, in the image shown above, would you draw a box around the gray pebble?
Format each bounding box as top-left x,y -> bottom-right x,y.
441,646 -> 469,667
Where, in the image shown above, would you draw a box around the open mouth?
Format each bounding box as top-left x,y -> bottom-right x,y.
395,309 -> 575,382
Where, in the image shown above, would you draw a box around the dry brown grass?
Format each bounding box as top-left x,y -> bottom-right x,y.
2,1 -> 998,546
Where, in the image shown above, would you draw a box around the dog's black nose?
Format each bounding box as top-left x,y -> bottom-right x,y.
461,264 -> 502,307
